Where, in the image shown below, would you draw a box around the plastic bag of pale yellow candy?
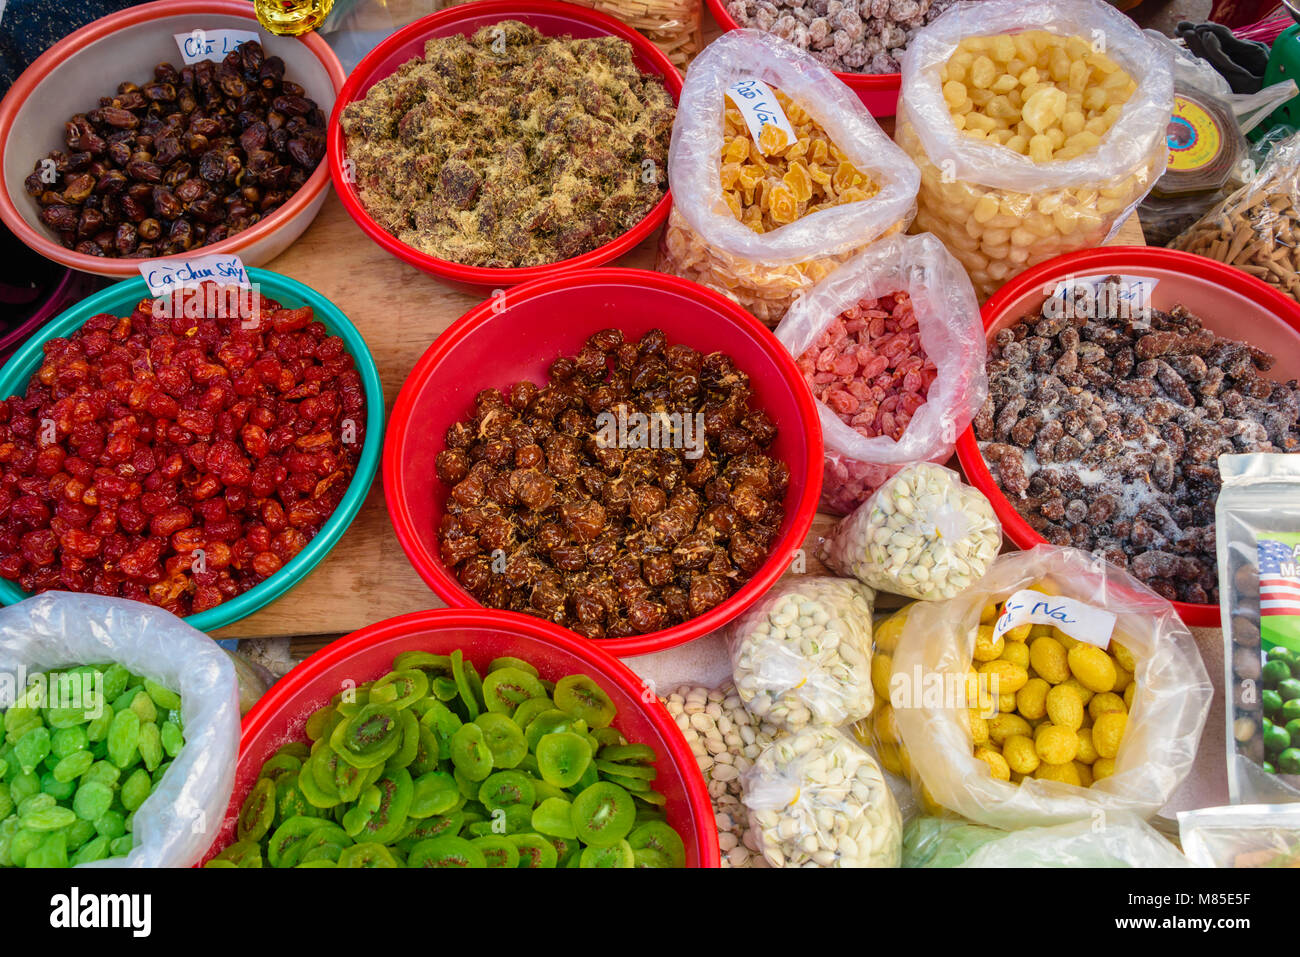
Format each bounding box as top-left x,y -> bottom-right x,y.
658,30 -> 919,327
897,0 -> 1172,301
869,545 -> 1211,828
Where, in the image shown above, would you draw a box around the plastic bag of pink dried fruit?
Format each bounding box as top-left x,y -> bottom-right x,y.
775,231 -> 987,514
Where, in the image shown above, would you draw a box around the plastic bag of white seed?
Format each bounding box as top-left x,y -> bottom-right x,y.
820,462 -> 1002,601
776,233 -> 986,514
742,725 -> 901,867
657,30 -> 919,327
729,577 -> 875,731
889,545 -> 1212,829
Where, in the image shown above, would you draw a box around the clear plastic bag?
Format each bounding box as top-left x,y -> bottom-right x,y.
1172,131 -> 1300,301
729,577 -> 875,731
820,462 -> 1002,600
657,29 -> 920,326
1179,804 -> 1300,867
1215,453 -> 1300,804
742,725 -> 901,867
898,0 -> 1172,300
0,593 -> 240,868
887,546 -> 1212,828
906,812 -> 1190,867
774,232 -> 987,514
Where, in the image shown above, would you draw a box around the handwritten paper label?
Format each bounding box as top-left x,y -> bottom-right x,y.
725,78 -> 797,155
174,28 -> 260,65
992,590 -> 1117,648
139,254 -> 250,298
1042,274 -> 1157,325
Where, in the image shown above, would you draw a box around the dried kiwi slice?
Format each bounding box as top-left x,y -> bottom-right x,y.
236,778 -> 275,842
387,710 -> 420,769
571,782 -> 635,847
532,797 -> 577,839
330,703 -> 403,768
536,732 -> 592,789
477,770 -> 536,811
410,771 -> 460,818
336,841 -> 399,867
370,669 -> 429,709
408,724 -> 442,777
598,743 -> 656,765
482,667 -> 546,714
392,651 -> 453,677
407,835 -> 485,868
450,724 -> 493,781
343,768 -> 412,845
474,712 -> 527,768
450,650 -> 481,720
487,657 -> 540,678
554,675 -> 616,729
628,820 -> 685,868
580,840 -> 635,868
207,839 -> 263,868
258,753 -> 303,784
471,834 -> 520,868
267,815 -> 326,868
524,710 -> 587,751
512,696 -> 556,729
510,832 -> 558,868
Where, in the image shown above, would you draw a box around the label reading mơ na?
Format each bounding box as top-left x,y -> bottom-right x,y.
992,590 -> 1117,649
138,253 -> 250,298
725,78 -> 797,156
174,28 -> 261,65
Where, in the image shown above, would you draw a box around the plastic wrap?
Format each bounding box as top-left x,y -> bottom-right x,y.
0,593 -> 240,868
1172,131 -> 1300,301
886,546 -> 1212,828
897,0 -> 1172,300
774,232 -> 986,513
1179,804 -> 1300,867
1215,453 -> 1300,804
906,812 -> 1190,867
820,462 -> 1001,600
657,30 -> 920,326
729,577 -> 874,731
742,725 -> 901,867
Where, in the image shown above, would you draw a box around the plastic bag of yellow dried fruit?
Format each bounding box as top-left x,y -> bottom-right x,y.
861,545 -> 1211,829
897,0 -> 1173,301
658,30 -> 920,327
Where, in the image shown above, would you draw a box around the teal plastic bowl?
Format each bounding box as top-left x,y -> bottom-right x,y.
0,268 -> 384,633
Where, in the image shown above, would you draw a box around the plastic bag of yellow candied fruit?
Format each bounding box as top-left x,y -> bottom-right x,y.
896,0 -> 1172,302
657,30 -> 919,327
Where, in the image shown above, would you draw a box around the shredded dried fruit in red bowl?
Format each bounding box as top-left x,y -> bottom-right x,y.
795,291 -> 937,441
0,283 -> 365,616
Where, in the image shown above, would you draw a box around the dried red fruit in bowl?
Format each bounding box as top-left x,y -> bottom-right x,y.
0,282 -> 365,616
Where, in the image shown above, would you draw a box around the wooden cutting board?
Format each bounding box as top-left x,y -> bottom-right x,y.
211,193 -> 1146,644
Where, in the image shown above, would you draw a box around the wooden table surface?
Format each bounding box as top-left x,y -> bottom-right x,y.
213,191 -> 1146,650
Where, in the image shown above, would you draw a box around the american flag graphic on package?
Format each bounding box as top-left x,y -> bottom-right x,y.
1259,535 -> 1300,650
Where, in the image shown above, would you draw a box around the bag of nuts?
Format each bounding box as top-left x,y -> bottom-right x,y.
742,725 -> 902,867
657,30 -> 920,327
1172,131 -> 1300,301
897,0 -> 1173,301
729,577 -> 875,731
775,233 -> 986,513
883,545 -> 1211,828
820,462 -> 1002,601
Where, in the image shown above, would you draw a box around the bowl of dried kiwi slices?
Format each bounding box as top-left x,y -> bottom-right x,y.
202,608 -> 720,868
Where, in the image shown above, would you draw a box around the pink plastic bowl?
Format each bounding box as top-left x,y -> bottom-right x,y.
0,0 -> 345,277
956,246 -> 1300,628
383,267 -> 824,657
704,0 -> 901,117
204,608 -> 721,867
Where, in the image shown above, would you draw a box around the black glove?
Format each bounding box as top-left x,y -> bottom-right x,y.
1175,20 -> 1271,95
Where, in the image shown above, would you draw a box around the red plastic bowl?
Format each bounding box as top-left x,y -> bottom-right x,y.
204,608 -> 720,867
704,0 -> 901,118
955,246 -> 1300,628
384,267 -> 823,657
326,0 -> 682,293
